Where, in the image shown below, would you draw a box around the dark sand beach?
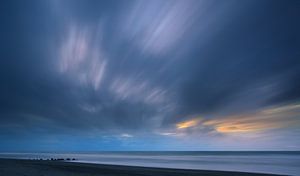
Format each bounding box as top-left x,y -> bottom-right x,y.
0,158 -> 284,176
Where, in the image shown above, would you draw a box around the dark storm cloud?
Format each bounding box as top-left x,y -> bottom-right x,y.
0,0 -> 300,143
175,0 -> 300,118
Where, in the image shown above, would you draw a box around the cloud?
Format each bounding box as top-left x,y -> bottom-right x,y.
109,77 -> 167,105
119,0 -> 203,55
59,23 -> 107,90
157,132 -> 177,136
0,0 -> 300,150
120,133 -> 133,138
205,104 -> 300,133
176,119 -> 201,129
174,103 -> 300,135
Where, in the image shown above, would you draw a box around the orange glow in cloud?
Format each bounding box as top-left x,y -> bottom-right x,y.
203,104 -> 300,133
174,104 -> 300,134
176,119 -> 199,129
212,121 -> 282,133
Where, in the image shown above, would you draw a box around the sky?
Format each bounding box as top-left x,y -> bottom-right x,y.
0,0 -> 300,151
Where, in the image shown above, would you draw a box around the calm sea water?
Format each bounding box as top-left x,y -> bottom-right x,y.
0,151 -> 299,175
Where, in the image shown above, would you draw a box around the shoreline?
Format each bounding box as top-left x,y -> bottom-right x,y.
0,158 -> 285,176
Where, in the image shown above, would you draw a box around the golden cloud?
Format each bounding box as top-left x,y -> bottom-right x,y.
175,104 -> 300,134
176,119 -> 200,129
204,104 -> 300,133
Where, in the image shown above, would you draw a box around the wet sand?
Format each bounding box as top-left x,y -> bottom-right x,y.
0,158 -> 284,176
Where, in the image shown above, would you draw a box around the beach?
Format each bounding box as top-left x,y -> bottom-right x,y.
0,158 -> 283,176
1,151 -> 299,175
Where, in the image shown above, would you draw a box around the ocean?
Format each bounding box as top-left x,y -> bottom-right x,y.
0,151 -> 299,175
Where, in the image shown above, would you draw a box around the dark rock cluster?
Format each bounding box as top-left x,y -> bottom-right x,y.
32,158 -> 76,161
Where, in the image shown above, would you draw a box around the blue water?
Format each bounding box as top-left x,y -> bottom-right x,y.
0,151 -> 299,175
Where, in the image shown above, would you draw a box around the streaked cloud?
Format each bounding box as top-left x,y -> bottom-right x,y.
176,104 -> 300,134
176,119 -> 201,129
120,0 -> 204,55
1,0 -> 300,151
205,104 -> 300,133
110,77 -> 168,105
158,132 -> 177,136
120,133 -> 133,138
59,24 -> 107,90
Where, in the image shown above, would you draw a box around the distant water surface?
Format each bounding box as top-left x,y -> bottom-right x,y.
0,151 -> 299,176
